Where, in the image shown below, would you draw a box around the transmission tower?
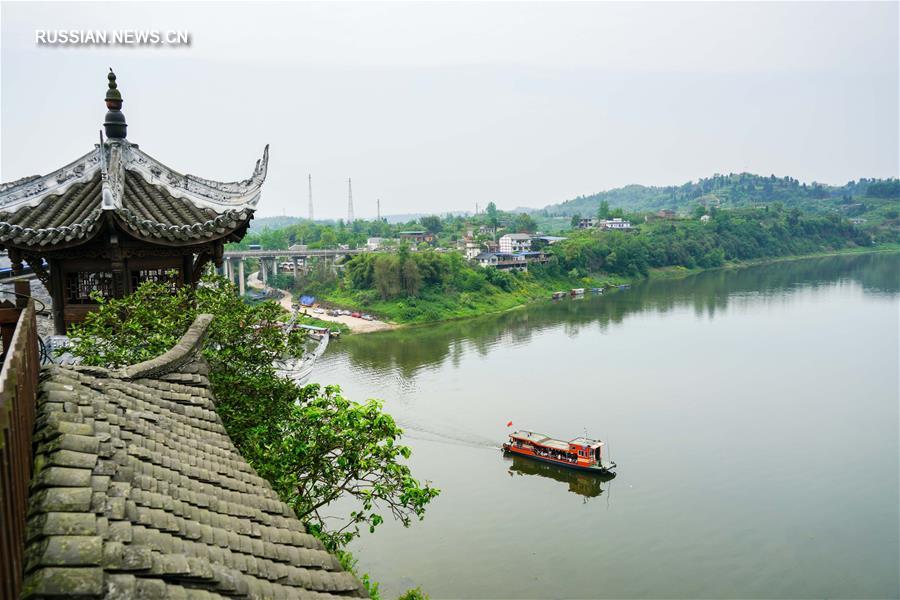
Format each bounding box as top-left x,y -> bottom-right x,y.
308,174 -> 314,221
347,178 -> 354,223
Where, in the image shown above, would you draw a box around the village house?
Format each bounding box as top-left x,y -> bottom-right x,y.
599,218 -> 632,230
499,232 -> 532,253
576,217 -> 597,229
398,230 -> 434,244
366,237 -> 384,251
474,251 -> 528,271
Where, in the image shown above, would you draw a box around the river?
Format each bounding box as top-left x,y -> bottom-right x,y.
311,253 -> 900,599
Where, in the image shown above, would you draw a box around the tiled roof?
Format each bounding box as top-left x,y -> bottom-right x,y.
23,315 -> 366,599
0,170 -> 252,249
0,141 -> 267,250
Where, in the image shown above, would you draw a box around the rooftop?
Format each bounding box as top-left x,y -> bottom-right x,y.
0,71 -> 266,251
21,314 -> 365,598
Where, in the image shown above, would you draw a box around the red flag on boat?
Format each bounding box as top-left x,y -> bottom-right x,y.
506,421 -> 513,427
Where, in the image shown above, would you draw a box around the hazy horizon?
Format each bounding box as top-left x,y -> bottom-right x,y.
2,2 -> 898,219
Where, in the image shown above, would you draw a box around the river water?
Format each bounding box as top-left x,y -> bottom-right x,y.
312,253 -> 900,599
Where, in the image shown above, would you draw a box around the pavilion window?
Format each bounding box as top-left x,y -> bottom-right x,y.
66,271 -> 115,304
131,268 -> 180,293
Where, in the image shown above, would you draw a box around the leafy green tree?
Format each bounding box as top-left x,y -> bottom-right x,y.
514,213 -> 537,233
68,278 -> 439,550
597,200 -> 610,219
571,213 -> 582,229
485,202 -> 499,228
419,215 -> 443,233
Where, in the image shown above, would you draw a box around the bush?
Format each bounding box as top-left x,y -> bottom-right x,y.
69,277 -> 439,551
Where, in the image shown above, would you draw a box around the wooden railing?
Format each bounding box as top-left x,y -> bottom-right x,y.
0,299 -> 40,600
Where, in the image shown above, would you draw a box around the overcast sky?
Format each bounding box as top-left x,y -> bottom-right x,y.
2,2 -> 898,219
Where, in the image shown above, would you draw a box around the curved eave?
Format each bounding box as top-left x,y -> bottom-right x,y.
112,208 -> 254,247
0,213 -> 106,252
0,148 -> 102,214
127,144 -> 268,214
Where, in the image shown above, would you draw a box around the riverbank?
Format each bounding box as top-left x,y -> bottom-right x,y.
246,271 -> 395,333
303,244 -> 900,333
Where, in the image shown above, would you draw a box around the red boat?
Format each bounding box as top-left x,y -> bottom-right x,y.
502,430 -> 616,475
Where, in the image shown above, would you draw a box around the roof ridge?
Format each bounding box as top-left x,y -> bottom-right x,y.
116,314 -> 214,380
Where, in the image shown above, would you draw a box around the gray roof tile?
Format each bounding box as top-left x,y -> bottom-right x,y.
23,314 -> 365,598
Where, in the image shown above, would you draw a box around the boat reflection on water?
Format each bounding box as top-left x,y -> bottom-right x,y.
506,454 -> 615,499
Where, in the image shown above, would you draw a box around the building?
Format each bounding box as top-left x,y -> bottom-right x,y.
398,231 -> 434,244
599,218 -> 632,230
0,71 -> 265,334
499,233 -> 532,253
0,309 -> 366,598
700,214 -> 712,224
576,217 -> 597,229
656,209 -> 677,219
530,235 -> 566,250
366,237 -> 384,251
474,251 -> 528,271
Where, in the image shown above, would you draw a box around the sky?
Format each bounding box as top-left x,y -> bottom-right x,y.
1,1 -> 898,219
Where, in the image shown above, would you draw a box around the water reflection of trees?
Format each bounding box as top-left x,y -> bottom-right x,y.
506,455 -> 614,500
333,253 -> 898,378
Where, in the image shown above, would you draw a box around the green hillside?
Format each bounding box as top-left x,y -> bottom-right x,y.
544,173 -> 898,216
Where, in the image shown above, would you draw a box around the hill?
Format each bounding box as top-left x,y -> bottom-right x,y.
542,173 -> 899,217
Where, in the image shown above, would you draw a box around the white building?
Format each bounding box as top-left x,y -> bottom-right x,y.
599,218 -> 632,230
700,215 -> 711,224
499,233 -> 532,254
464,238 -> 482,260
367,237 -> 384,251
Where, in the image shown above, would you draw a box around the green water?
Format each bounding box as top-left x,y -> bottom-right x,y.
313,253 -> 900,599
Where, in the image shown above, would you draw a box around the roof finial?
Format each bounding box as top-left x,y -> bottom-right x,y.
103,68 -> 127,139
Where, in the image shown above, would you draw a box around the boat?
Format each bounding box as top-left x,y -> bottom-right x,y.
502,429 -> 616,475
273,330 -> 330,385
570,288 -> 585,296
590,287 -> 604,294
552,291 -> 566,299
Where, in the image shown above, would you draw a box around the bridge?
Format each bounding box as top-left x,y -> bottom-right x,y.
220,248 -> 365,295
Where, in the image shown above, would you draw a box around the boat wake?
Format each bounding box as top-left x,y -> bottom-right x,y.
394,417 -> 500,451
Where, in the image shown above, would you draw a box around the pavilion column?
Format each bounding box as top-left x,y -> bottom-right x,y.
238,259 -> 246,296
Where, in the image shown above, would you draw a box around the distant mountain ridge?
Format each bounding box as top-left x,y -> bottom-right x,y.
541,173 -> 899,216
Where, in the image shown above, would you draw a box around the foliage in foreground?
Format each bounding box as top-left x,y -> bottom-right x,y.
68,277 -> 439,550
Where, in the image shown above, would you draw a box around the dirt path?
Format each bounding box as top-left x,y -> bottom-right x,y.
246,272 -> 396,334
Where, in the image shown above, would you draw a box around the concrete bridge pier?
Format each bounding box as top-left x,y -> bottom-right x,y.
238,259 -> 246,296
260,258 -> 267,285
293,258 -> 300,286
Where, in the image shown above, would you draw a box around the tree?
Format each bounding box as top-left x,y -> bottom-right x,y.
419,215 -> 442,233
597,200 -> 610,219
514,213 -> 537,233
67,278 -> 438,550
485,202 -> 499,228
571,213 -> 582,229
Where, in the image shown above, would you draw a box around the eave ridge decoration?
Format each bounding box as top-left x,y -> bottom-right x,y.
0,147 -> 103,213
127,143 -> 268,213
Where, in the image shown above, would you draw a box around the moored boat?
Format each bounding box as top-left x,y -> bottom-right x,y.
502,430 -> 616,475
552,291 -> 566,299
570,288 -> 585,296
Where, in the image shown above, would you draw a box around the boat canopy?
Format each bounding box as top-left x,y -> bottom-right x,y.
511,430 -> 604,451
